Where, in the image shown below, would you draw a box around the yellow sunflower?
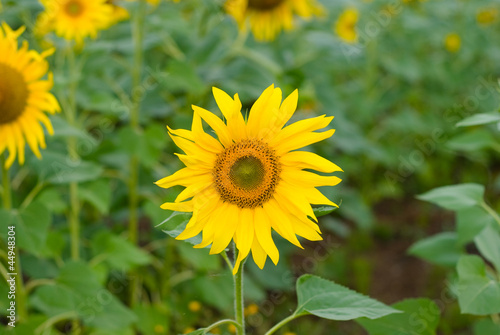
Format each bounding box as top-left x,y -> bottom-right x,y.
444,33 -> 461,53
225,0 -> 322,41
156,85 -> 341,274
36,0 -> 113,45
105,0 -> 130,27
0,22 -> 60,168
335,8 -> 358,44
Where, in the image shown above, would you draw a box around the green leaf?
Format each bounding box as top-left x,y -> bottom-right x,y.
157,211 -> 200,245
456,207 -> 495,246
31,261 -> 137,330
91,231 -> 152,271
473,318 -> 500,335
408,232 -> 462,267
474,225 -> 500,272
456,255 -> 500,315
456,112 -> 500,127
416,184 -> 485,211
0,202 -> 51,256
30,151 -> 103,184
78,179 -> 112,214
296,275 -> 401,320
312,205 -> 338,218
446,130 -> 496,152
133,305 -> 168,335
357,298 -> 440,335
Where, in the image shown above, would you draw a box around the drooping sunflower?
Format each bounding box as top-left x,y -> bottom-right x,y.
0,22 -> 60,168
335,8 -> 358,44
36,0 -> 113,45
156,85 -> 341,274
225,0 -> 322,41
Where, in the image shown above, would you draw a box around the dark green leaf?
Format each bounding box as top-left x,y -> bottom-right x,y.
157,211 -> 200,245
78,179 -> 112,214
296,274 -> 401,320
457,207 -> 495,246
312,205 -> 338,218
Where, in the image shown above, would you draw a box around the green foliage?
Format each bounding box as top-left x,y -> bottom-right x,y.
358,298 -> 440,335
295,275 -> 400,320
416,184 -> 485,211
408,232 -> 462,267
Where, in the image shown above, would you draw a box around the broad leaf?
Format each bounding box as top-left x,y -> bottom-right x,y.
456,112 -> 500,127
296,275 -> 401,320
416,184 -> 485,211
473,319 -> 500,335
0,202 -> 51,256
474,226 -> 500,273
456,207 -> 495,246
78,179 -> 112,214
357,298 -> 440,335
456,255 -> 500,315
312,205 -> 338,218
408,232 -> 462,267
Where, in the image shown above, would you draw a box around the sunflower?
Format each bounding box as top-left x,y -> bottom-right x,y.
444,33 -> 461,53
0,22 -> 60,168
156,85 -> 341,274
37,0 -> 113,45
105,0 -> 130,27
335,8 -> 358,44
225,0 -> 322,41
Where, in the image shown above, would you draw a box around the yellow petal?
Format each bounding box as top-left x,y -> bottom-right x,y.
280,151 -> 342,173
192,105 -> 233,147
254,206 -> 279,265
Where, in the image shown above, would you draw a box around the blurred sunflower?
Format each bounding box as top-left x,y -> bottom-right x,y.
156,85 -> 341,274
335,8 -> 358,43
444,33 -> 461,53
36,0 -> 113,45
476,8 -> 498,26
0,22 -> 60,168
105,0 -> 130,27
225,0 -> 322,41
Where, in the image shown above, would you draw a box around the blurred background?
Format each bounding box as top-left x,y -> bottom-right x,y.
0,0 -> 499,334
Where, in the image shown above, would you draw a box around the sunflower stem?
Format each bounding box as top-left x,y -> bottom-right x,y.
1,155 -> 28,321
1,154 -> 12,210
234,248 -> 245,335
481,201 -> 500,227
66,44 -> 80,261
128,0 -> 147,307
264,313 -> 302,335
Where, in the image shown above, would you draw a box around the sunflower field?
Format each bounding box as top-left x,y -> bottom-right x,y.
1,0 -> 500,334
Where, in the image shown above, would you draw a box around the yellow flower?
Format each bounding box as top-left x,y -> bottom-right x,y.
335,8 -> 358,44
225,0 -> 322,41
156,85 -> 341,274
188,300 -> 201,312
444,33 -> 461,53
36,0 -> 113,45
244,303 -> 259,316
105,0 -> 131,27
0,23 -> 60,169
476,8 -> 498,26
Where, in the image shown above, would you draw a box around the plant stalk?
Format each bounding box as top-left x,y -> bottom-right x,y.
264,313 -> 301,335
234,255 -> 245,334
128,0 -> 147,306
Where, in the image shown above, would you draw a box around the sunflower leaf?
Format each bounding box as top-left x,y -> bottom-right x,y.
295,274 -> 401,320
157,211 -> 201,245
312,205 -> 338,217
456,112 -> 500,127
416,183 -> 485,211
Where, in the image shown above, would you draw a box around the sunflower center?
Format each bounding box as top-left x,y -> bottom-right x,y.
248,0 -> 285,11
65,0 -> 84,17
0,64 -> 29,125
214,139 -> 281,208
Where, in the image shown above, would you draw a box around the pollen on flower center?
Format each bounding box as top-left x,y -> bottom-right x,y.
248,0 -> 284,11
65,0 -> 84,17
214,139 -> 281,208
0,64 -> 28,125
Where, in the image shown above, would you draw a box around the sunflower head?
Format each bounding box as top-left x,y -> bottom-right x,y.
476,8 -> 498,26
444,33 -> 461,53
156,85 -> 342,274
0,22 -> 60,168
335,8 -> 358,44
37,0 -> 114,46
225,0 -> 323,41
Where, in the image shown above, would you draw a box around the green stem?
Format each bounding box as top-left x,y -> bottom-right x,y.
128,0 -> 146,307
34,311 -> 78,335
2,155 -> 27,321
234,260 -> 245,335
1,154 -> 12,209
65,45 -> 81,261
264,313 -> 302,335
203,319 -> 241,334
20,181 -> 44,209
221,250 -> 234,272
481,201 -> 500,227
